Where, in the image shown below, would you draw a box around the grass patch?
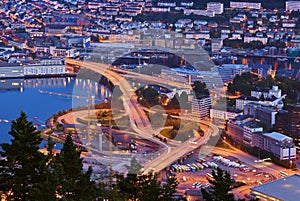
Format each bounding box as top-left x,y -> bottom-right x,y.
216,140 -> 234,150
160,128 -> 174,139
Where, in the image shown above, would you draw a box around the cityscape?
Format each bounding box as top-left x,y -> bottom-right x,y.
0,0 -> 299,200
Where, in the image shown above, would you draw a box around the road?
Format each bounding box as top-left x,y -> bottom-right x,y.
66,59 -> 219,174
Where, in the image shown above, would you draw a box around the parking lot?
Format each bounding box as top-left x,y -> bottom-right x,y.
171,152 -> 274,199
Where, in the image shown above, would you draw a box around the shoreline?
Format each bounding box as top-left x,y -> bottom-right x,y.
0,73 -> 77,80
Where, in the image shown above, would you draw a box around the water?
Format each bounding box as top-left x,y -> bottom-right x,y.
0,77 -> 109,145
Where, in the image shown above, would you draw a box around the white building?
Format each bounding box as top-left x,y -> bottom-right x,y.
159,68 -> 224,87
157,1 -> 176,7
207,2 -> 224,14
236,96 -> 260,110
230,1 -> 261,9
286,1 -> 300,11
211,38 -> 223,53
191,96 -> 212,119
23,58 -> 66,76
210,107 -> 243,120
184,9 -> 215,17
251,86 -> 282,99
181,1 -> 194,7
262,132 -> 296,160
244,36 -> 268,44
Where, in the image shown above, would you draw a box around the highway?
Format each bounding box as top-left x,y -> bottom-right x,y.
66,59 -> 219,174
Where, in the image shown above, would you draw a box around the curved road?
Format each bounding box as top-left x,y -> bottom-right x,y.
66,59 -> 219,174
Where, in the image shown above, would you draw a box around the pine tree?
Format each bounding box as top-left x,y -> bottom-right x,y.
0,112 -> 48,200
160,175 -> 180,201
201,167 -> 235,201
55,134 -> 98,201
125,156 -> 143,175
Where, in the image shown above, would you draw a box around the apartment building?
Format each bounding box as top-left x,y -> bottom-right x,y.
191,96 -> 212,119
207,2 -> 224,14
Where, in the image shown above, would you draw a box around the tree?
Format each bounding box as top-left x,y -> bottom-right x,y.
201,167 -> 235,201
193,81 -> 210,97
0,112 -> 49,200
55,135 -> 98,200
227,72 -> 258,96
118,160 -> 183,201
258,75 -> 276,88
160,175 -> 180,201
125,157 -> 143,175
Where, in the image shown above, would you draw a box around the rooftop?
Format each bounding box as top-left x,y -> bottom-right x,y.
251,174 -> 300,201
263,132 -> 292,142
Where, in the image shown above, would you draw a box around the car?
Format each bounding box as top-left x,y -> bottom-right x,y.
192,182 -> 202,189
196,183 -> 202,188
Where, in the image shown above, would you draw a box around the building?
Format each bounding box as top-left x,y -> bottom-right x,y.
236,94 -> 285,110
24,58 -> 66,76
288,104 -> 300,138
211,38 -> 223,53
227,117 -> 296,160
244,102 -> 278,130
157,1 -> 176,7
65,36 -> 91,48
212,64 -> 250,83
286,1 -> 300,11
226,115 -> 254,143
184,9 -> 215,17
207,2 -> 224,14
210,106 -> 243,120
243,123 -> 263,146
0,63 -> 24,78
236,96 -> 259,110
226,115 -> 264,146
249,64 -> 272,79
251,86 -> 282,99
244,35 -> 268,44
261,132 -> 296,160
112,133 -> 133,150
230,1 -> 261,9
251,174 -> 300,201
191,96 -> 212,119
159,68 -> 224,87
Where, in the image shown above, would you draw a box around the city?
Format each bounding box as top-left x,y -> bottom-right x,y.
0,0 -> 299,200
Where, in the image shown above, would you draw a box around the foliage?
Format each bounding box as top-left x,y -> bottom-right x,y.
0,112 -> 184,200
192,81 -> 210,97
201,167 -> 235,201
117,172 -> 183,201
223,39 -> 244,49
257,75 -> 276,88
125,157 -> 143,175
137,87 -> 160,107
227,72 -> 258,96
0,112 -> 49,200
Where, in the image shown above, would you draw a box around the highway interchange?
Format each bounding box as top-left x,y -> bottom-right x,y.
65,59 -> 220,174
